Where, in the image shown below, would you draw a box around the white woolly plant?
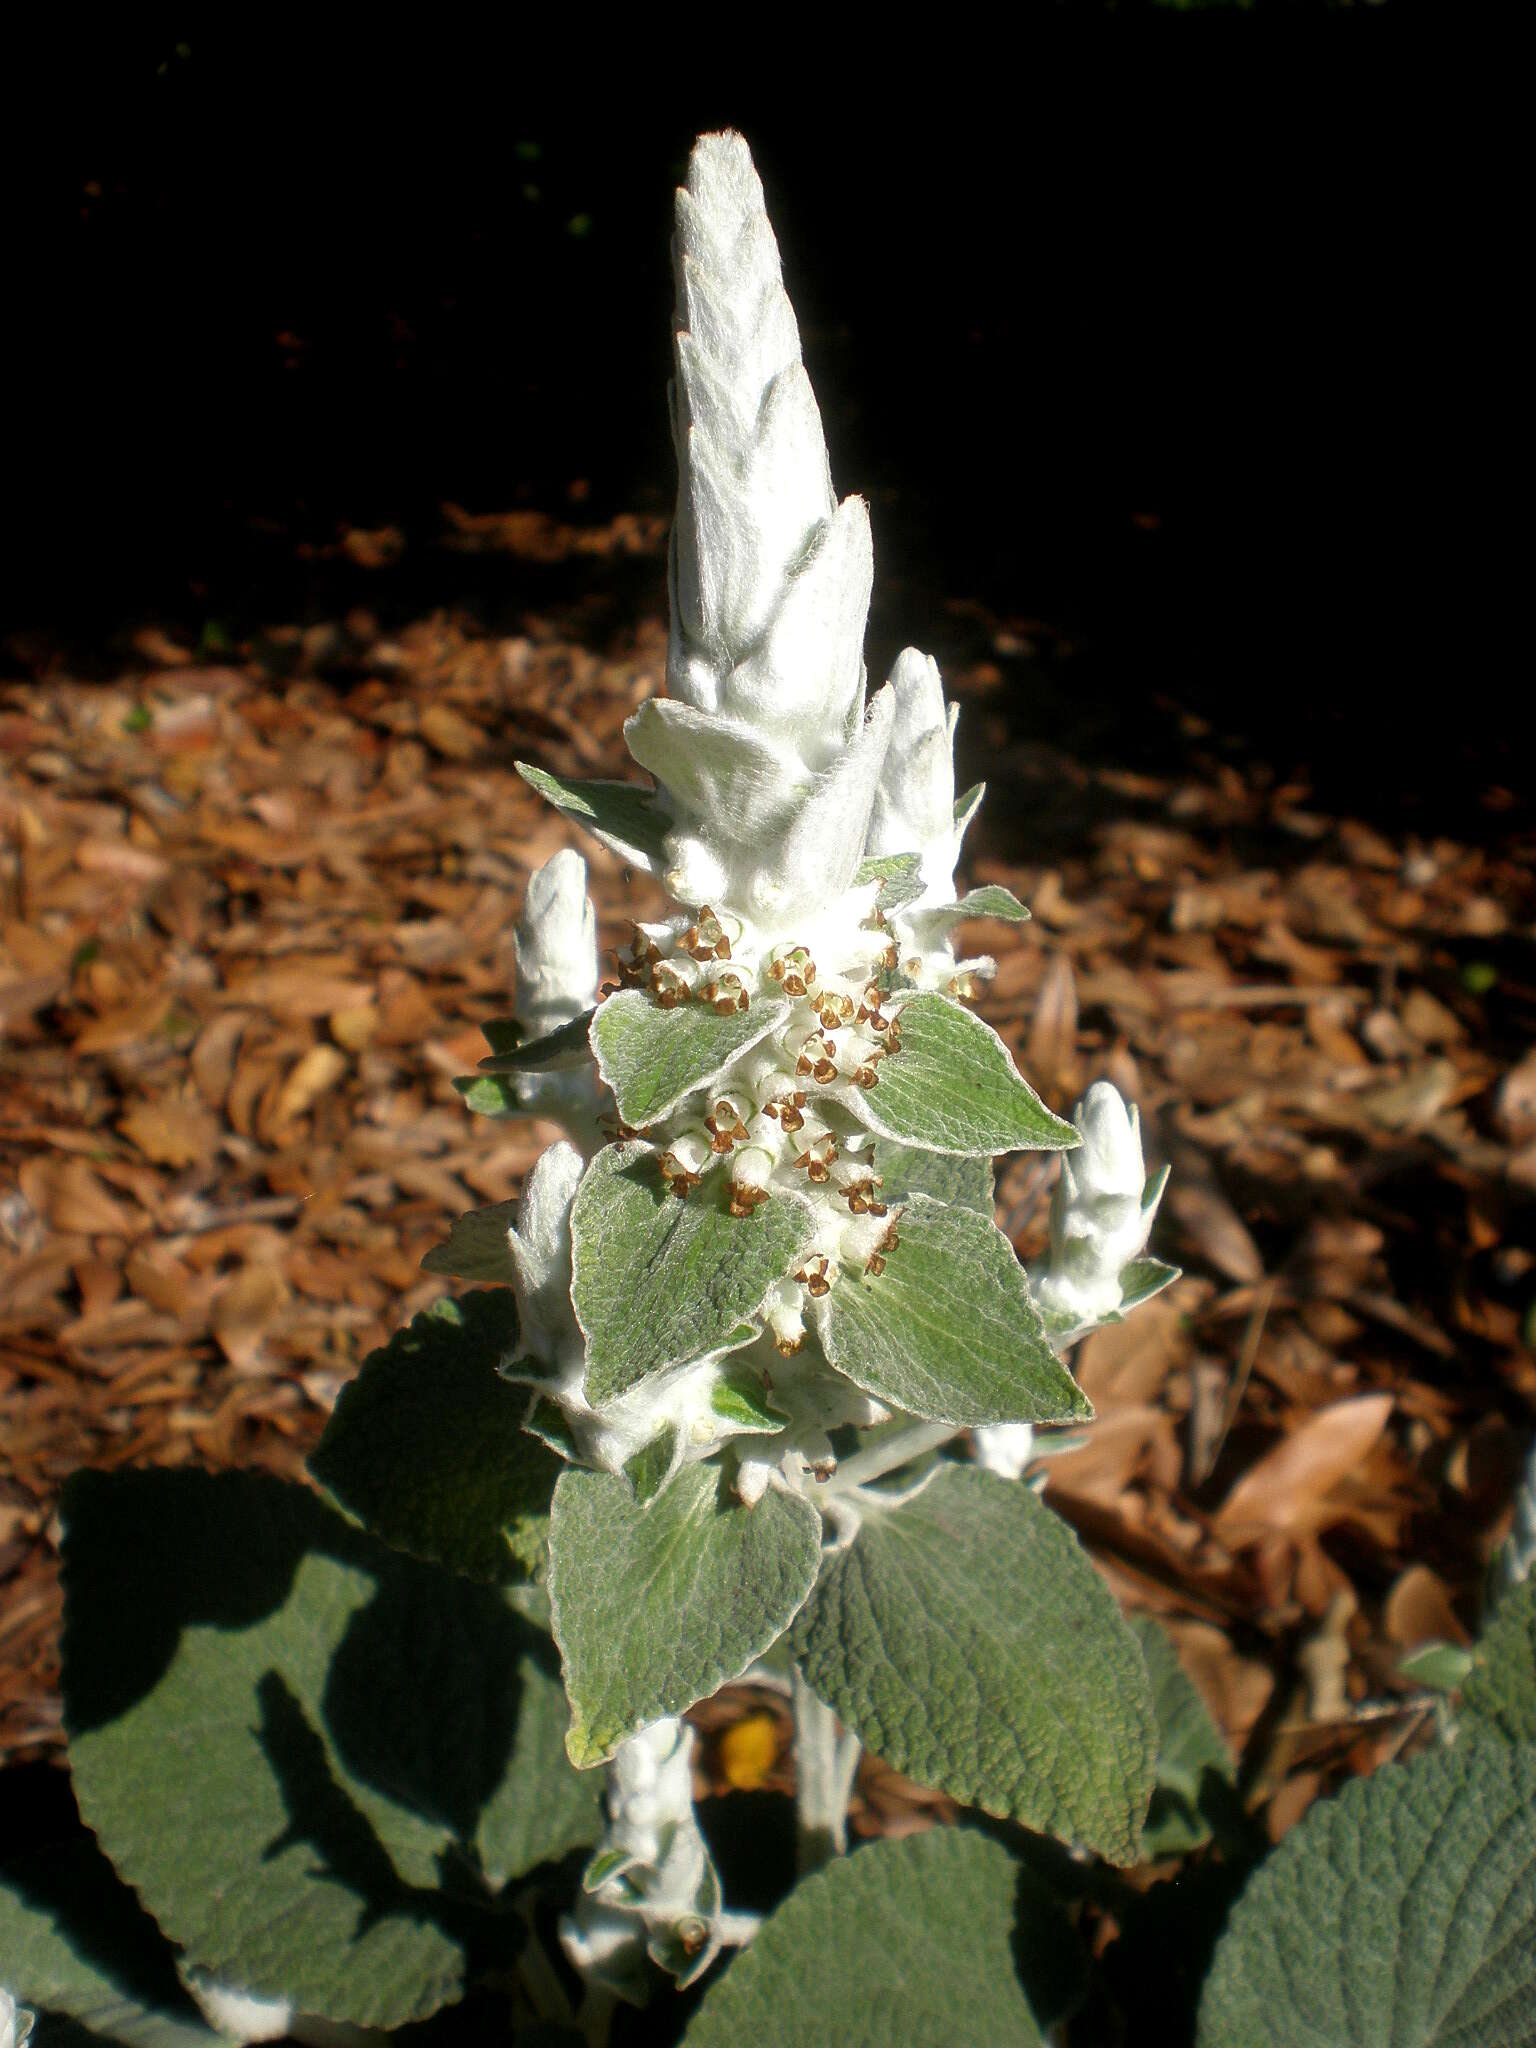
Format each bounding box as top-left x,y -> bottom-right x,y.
430,129 -> 1179,2001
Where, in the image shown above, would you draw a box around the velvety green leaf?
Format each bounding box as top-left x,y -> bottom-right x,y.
1399,1642 -> 1476,1692
922,884 -> 1031,926
872,1140 -> 994,1215
0,1835 -> 218,2047
1461,1575 -> 1536,1743
310,1292 -> 557,1584
453,1073 -> 522,1117
709,1360 -> 789,1433
623,1427 -> 680,1507
684,1827 -> 1083,2047
852,851 -> 927,913
790,1467 -> 1155,1863
548,1463 -> 821,1767
1116,1256 -> 1182,1316
1198,1742 -> 1536,2047
590,990 -> 790,1127
1127,1612 -> 1236,1859
515,763 -> 671,871
838,994 -> 1078,1155
63,1469 -> 599,2029
570,1142 -> 816,1404
420,1201 -> 520,1284
474,1011 -> 595,1074
812,1194 -> 1091,1427
954,783 -> 986,839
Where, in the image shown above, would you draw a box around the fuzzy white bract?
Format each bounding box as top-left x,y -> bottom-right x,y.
509,849 -> 603,1144
1,1990 -> 34,2048
560,1718 -> 722,1996
1034,1082 -> 1162,1334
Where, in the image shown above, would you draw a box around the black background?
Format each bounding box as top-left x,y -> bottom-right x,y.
6,14 -> 1506,817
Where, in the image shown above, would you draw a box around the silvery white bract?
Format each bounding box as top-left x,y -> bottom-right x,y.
1034,1082 -> 1164,1332
509,850 -> 604,1143
867,648 -> 966,910
1,1990 -> 34,2048
560,1718 -> 723,1996
183,1975 -> 296,2044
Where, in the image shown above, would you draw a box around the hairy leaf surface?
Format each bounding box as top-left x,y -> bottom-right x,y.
1462,1575 -> 1536,1743
683,1828 -> 1083,2047
548,1463 -> 820,1767
62,1469 -> 598,2029
310,1292 -> 557,1583
590,991 -> 790,1127
516,762 -> 671,871
790,1467 -> 1154,1863
813,1194 -> 1090,1427
1128,1612 -> 1236,1858
570,1142 -> 816,1403
835,993 -> 1078,1155
1198,1743 -> 1536,2047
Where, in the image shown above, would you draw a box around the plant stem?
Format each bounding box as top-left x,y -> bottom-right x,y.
823,1420 -> 957,1495
792,1667 -> 861,1873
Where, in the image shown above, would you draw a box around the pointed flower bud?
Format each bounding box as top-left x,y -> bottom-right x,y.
1036,1081 -> 1159,1329
867,647 -> 964,907
515,847 -> 599,1034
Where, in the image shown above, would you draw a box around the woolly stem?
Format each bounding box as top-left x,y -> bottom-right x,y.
792,1667 -> 861,1873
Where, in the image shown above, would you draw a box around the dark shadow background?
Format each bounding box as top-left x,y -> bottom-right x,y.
7,15 -> 1503,818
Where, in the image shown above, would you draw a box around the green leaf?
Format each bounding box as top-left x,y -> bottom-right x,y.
709,1359 -> 790,1433
1462,1574 -> 1536,1743
790,1467 -> 1155,1863
1127,1613 -> 1236,1859
838,993 -> 1078,1155
420,1201 -> 520,1284
0,1834 -> 218,2047
474,1010 -> 595,1074
453,1073 -> 522,1117
1399,1641 -> 1476,1693
871,1139 -> 994,1215
921,884 -> 1032,926
955,782 -> 986,838
516,763 -> 671,871
479,1015 -> 523,1056
623,1426 -> 680,1507
570,1142 -> 816,1404
1116,1256 -> 1182,1316
1197,1742 -> 1536,2048
812,1194 -> 1091,1427
684,1827 -> 1084,2048
62,1469 -> 600,2030
852,851 -> 927,913
548,1463 -> 821,1767
589,991 -> 790,1127
310,1291 -> 558,1584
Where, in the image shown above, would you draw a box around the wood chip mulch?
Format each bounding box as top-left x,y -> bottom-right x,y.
3,507 -> 1534,1852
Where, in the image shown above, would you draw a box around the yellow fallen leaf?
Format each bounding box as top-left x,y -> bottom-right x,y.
718,1710 -> 780,1791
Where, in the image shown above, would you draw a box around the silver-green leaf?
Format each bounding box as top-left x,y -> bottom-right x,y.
872,1140 -> 994,1215
420,1201 -> 520,1284
920,884 -> 1031,927
516,762 -> 672,871
1461,1573 -> 1536,1744
835,993 -> 1078,1155
0,1836 -> 219,2047
789,1467 -> 1155,1864
812,1194 -> 1091,1427
570,1142 -> 816,1404
474,1010 -> 596,1074
1198,1742 -> 1536,2048
1127,1612 -> 1237,1859
590,990 -> 790,1127
62,1469 -> 599,2030
548,1463 -> 821,1767
684,1828 -> 1087,2048
852,850 -> 927,913
309,1291 -> 558,1584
